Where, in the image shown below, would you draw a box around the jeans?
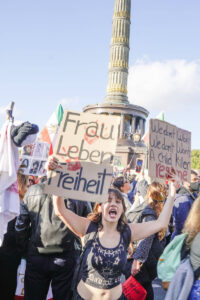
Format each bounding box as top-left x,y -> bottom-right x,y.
189,280 -> 200,300
25,252 -> 75,300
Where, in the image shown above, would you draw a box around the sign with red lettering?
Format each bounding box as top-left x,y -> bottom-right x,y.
45,110 -> 120,202
148,119 -> 191,182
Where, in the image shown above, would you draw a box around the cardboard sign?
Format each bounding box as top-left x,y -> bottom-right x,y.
53,111 -> 120,164
45,161 -> 113,202
21,141 -> 50,176
45,110 -> 120,202
148,119 -> 191,182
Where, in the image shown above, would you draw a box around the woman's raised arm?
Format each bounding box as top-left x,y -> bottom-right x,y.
53,195 -> 90,237
48,156 -> 90,237
129,178 -> 178,242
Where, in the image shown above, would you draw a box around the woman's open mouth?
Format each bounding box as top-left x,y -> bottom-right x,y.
108,208 -> 117,218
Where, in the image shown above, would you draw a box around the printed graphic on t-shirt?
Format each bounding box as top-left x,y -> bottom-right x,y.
86,238 -> 126,288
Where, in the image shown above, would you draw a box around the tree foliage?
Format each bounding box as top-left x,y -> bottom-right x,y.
191,150 -> 200,169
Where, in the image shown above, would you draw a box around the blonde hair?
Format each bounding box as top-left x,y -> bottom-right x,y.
183,196 -> 200,249
146,181 -> 167,241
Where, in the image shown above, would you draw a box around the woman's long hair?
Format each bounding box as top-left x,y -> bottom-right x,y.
87,188 -> 128,232
17,172 -> 28,201
146,181 -> 167,241
183,196 -> 200,249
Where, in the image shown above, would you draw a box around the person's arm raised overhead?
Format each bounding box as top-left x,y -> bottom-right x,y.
48,156 -> 91,238
53,195 -> 90,238
129,171 -> 180,242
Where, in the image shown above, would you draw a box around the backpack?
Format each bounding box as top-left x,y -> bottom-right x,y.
165,257 -> 195,300
125,206 -> 166,281
157,233 -> 188,284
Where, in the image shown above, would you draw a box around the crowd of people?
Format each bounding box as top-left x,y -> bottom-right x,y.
0,154 -> 200,300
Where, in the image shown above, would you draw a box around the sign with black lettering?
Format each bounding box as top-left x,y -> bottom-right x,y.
45,110 -> 120,202
148,119 -> 191,182
45,161 -> 113,202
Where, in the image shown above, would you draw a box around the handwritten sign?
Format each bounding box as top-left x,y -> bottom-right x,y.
45,110 -> 120,202
148,119 -> 191,182
45,161 -> 113,202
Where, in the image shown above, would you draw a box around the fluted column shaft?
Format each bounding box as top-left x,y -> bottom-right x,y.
105,0 -> 131,104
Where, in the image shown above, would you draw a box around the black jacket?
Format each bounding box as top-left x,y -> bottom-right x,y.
15,183 -> 91,255
135,206 -> 166,282
124,206 -> 166,282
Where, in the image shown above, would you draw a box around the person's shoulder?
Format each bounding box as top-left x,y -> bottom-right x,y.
142,205 -> 155,215
24,183 -> 46,200
174,193 -> 192,206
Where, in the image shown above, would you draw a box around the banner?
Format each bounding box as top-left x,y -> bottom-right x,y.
45,110 -> 120,202
148,119 -> 191,182
21,141 -> 50,176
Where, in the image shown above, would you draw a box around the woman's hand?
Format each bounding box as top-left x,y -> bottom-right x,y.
46,156 -> 61,171
166,168 -> 181,198
131,259 -> 143,276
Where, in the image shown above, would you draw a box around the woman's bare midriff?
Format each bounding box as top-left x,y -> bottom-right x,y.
77,280 -> 122,300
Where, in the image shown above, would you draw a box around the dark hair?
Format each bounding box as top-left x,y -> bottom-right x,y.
33,161 -> 39,167
87,188 -> 127,232
112,176 -> 128,191
21,159 -> 29,168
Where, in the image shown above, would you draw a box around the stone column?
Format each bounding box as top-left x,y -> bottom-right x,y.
143,119 -> 146,136
139,118 -> 144,135
120,113 -> 125,138
131,116 -> 136,134
104,0 -> 131,104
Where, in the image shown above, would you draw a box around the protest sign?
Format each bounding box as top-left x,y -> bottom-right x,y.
21,141 -> 50,176
148,119 -> 191,182
45,161 -> 113,202
44,110 -> 120,202
53,110 -> 120,164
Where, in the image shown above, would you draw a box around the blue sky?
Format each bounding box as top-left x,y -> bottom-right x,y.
0,0 -> 200,149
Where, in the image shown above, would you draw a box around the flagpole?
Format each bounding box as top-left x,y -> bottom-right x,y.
6,101 -> 15,123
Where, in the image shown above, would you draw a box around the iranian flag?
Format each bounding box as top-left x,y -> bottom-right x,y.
40,104 -> 64,156
142,111 -> 165,144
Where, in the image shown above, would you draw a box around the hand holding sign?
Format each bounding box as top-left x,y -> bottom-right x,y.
47,156 -> 60,171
